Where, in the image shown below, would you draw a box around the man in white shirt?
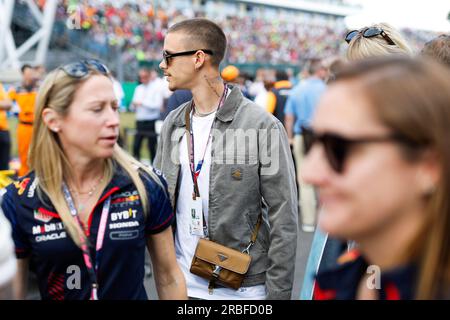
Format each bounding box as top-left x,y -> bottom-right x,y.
131,68 -> 171,163
155,18 -> 298,300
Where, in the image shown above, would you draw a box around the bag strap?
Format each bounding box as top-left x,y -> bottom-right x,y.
243,213 -> 262,254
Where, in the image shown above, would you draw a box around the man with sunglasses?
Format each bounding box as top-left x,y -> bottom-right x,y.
155,18 -> 298,300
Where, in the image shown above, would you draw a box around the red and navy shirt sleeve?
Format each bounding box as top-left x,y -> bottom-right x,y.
1,185 -> 31,259
142,169 -> 174,235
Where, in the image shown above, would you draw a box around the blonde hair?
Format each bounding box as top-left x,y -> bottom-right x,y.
346,23 -> 413,61
336,57 -> 450,299
29,67 -> 163,247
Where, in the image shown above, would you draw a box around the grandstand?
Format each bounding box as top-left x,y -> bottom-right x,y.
0,0 -> 443,83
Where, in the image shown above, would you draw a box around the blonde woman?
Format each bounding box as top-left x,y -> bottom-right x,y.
345,23 -> 412,61
302,57 -> 450,299
1,60 -> 186,300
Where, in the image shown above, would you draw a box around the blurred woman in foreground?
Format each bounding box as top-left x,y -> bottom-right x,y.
302,57 -> 450,299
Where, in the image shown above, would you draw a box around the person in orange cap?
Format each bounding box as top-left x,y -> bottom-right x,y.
9,65 -> 39,176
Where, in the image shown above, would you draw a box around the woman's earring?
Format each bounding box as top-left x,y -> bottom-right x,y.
52,127 -> 60,132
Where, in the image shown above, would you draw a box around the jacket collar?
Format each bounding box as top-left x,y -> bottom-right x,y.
173,85 -> 244,127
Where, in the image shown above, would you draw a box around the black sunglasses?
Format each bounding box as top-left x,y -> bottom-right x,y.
162,49 -> 213,65
60,59 -> 110,78
345,27 -> 396,46
301,126 -> 408,173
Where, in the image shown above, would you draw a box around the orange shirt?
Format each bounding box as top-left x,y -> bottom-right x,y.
9,85 -> 38,124
0,84 -> 9,130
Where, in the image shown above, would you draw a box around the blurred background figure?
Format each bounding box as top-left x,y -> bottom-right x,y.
266,69 -> 292,124
8,65 -> 39,177
285,58 -> 328,232
33,65 -> 47,86
163,89 -> 192,120
303,57 -> 450,300
131,67 -> 171,164
323,56 -> 347,83
345,23 -> 413,60
110,71 -> 126,112
253,69 -> 275,109
420,34 -> 450,68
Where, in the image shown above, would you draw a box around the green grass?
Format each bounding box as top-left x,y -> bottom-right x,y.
8,112 -> 150,161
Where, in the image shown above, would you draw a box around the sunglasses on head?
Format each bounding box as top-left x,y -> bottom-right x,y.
60,59 -> 110,78
162,49 -> 213,66
301,126 -> 409,173
345,27 -> 396,46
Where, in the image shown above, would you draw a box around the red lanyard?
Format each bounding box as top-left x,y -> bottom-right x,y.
63,183 -> 111,300
185,85 -> 228,199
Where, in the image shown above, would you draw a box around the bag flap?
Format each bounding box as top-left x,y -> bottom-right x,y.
194,239 -> 251,275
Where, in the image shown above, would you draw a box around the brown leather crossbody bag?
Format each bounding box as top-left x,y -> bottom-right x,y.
190,215 -> 262,294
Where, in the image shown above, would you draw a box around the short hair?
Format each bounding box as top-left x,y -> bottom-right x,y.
168,18 -> 227,67
21,64 -> 33,73
308,58 -> 324,75
421,34 -> 450,68
275,70 -> 289,81
346,23 -> 413,61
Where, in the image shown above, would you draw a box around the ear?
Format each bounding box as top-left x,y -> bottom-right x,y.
193,51 -> 206,70
42,108 -> 62,133
416,150 -> 441,195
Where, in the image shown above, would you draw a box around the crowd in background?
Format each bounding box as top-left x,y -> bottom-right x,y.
50,0 -> 439,67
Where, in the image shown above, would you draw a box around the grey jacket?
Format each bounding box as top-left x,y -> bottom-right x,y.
154,86 -> 298,300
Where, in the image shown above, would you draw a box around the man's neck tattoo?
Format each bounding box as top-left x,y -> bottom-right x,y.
204,75 -> 222,98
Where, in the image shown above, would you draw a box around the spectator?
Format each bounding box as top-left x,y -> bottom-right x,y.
345,23 -> 413,61
163,89 -> 192,120
284,58 -> 328,232
131,67 -> 171,163
267,69 -> 292,124
421,34 -> 450,68
8,64 -> 39,176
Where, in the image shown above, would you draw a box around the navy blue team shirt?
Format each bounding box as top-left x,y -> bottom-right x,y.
1,164 -> 174,300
